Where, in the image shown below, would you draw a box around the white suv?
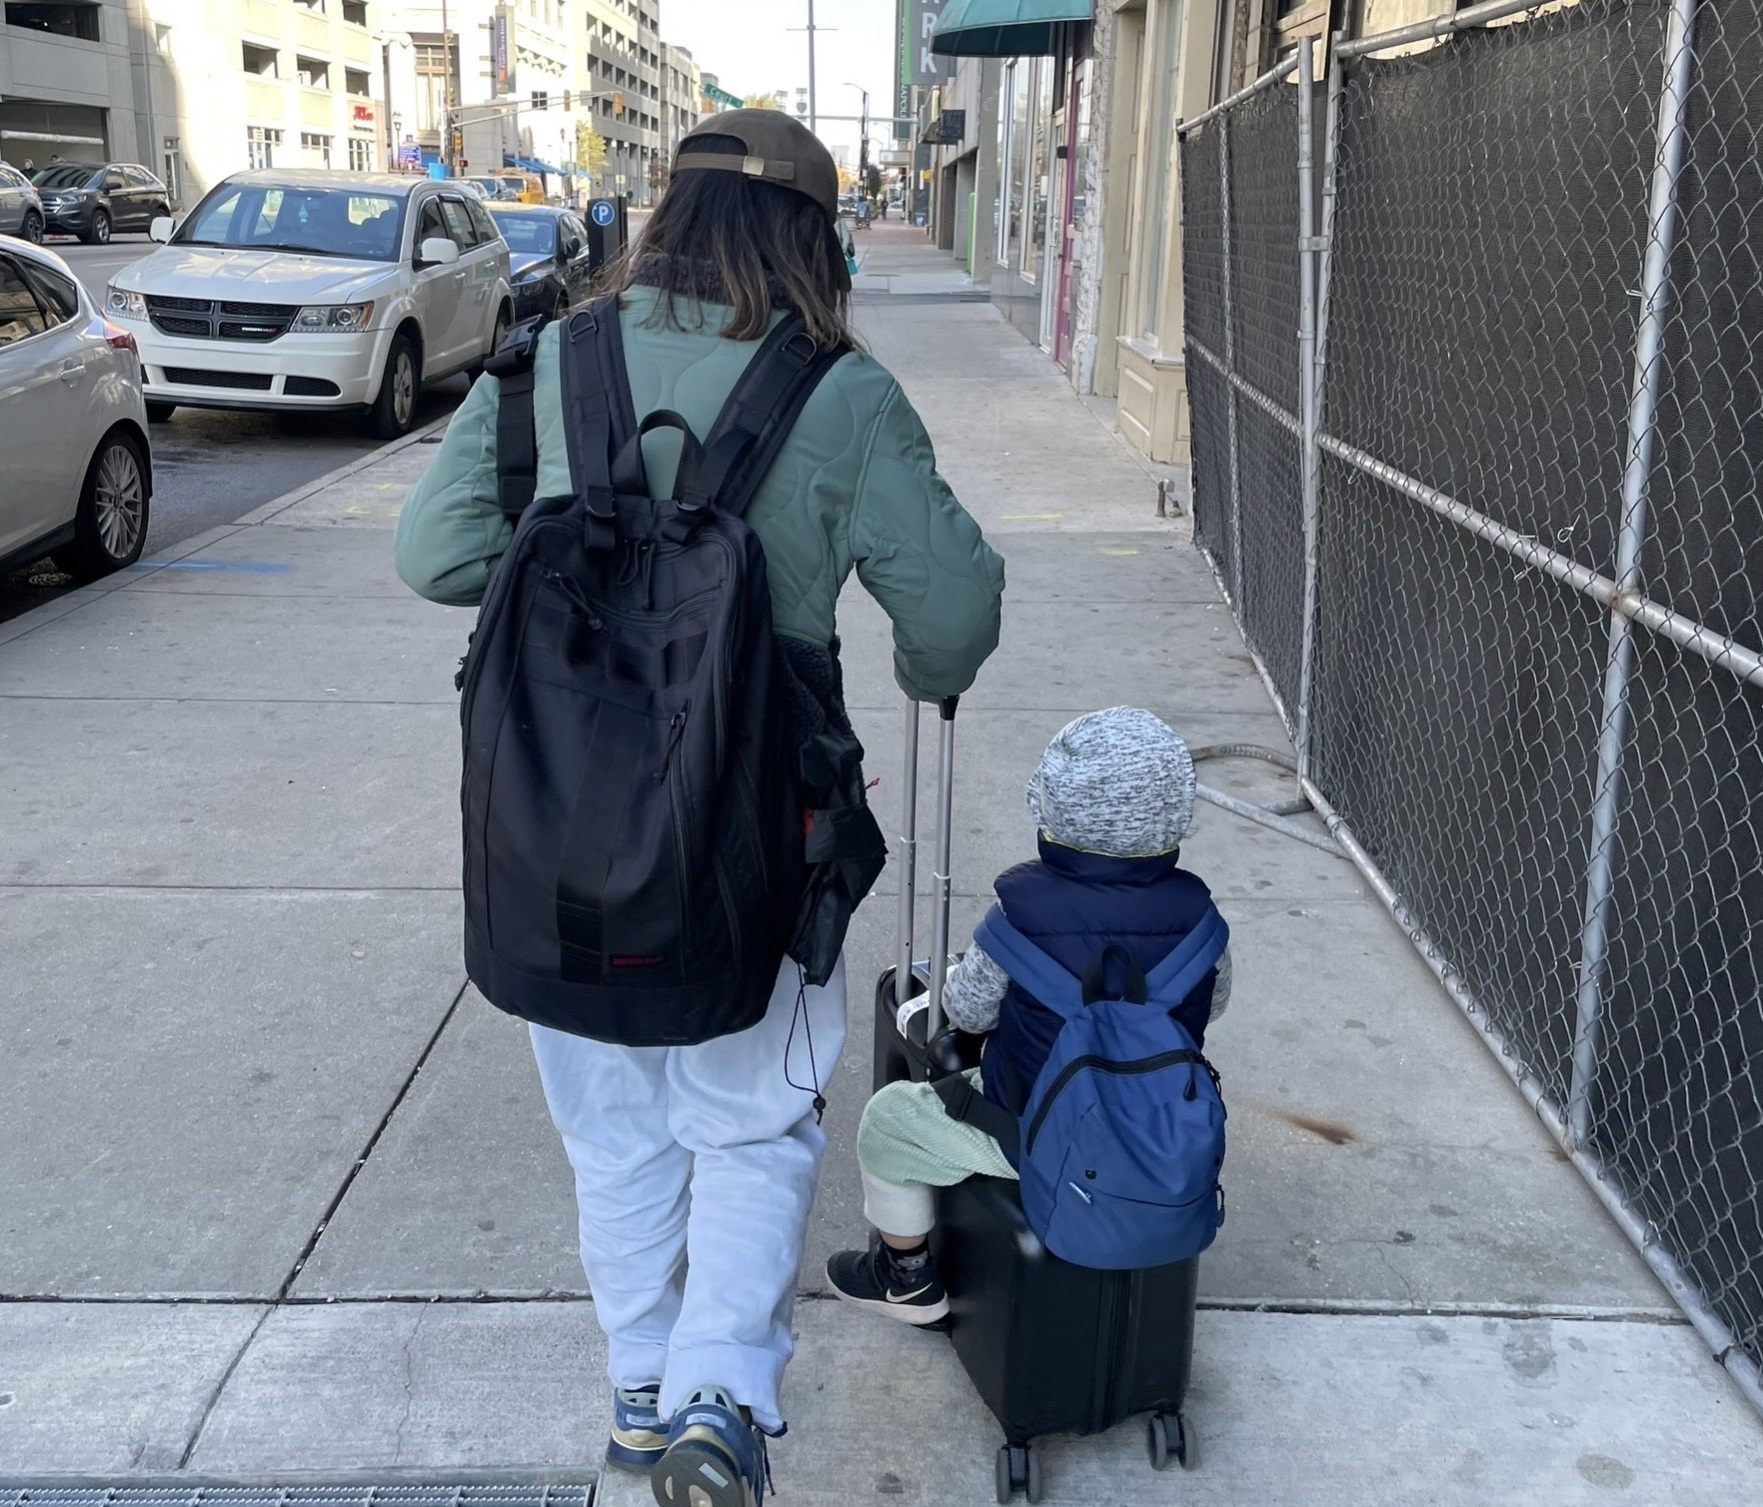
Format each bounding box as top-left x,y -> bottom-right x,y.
105,169 -> 512,438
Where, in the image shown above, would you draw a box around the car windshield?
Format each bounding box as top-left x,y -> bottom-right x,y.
33,164 -> 101,190
175,183 -> 405,260
491,213 -> 554,253
499,179 -> 525,196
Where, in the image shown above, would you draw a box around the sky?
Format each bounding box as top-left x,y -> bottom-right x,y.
658,0 -> 903,165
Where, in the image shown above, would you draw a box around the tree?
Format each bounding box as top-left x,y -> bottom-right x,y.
575,119 -> 609,182
865,164 -> 882,198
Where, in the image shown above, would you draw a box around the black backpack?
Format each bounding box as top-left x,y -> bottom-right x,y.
458,297 -> 881,1046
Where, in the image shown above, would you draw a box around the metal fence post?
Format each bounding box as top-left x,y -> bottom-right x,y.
1568,0 -> 1701,1149
1301,39 -> 1347,786
1295,42 -> 1321,788
1218,111 -> 1245,608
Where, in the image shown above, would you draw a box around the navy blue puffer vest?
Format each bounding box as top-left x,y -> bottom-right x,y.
980,838 -> 1221,1120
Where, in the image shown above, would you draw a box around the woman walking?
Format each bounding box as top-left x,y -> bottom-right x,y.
395,111 -> 1004,1507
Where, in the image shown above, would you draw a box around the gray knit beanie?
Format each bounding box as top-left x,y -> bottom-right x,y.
1026,708 -> 1197,858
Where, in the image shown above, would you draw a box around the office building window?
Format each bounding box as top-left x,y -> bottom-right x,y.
531,89 -> 549,111
349,137 -> 373,171
242,42 -> 278,77
342,0 -> 367,22
413,39 -> 458,134
246,126 -> 282,169
301,132 -> 332,167
346,68 -> 370,97
296,56 -> 329,90
4,3 -> 102,41
162,137 -> 182,205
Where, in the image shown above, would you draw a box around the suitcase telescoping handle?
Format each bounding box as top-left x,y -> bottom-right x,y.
895,696 -> 959,1039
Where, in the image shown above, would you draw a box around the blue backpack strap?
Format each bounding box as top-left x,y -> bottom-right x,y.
972,907 -> 1086,1021
1144,903 -> 1230,1007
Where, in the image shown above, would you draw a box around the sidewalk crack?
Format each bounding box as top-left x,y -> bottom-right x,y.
391,1306 -> 427,1464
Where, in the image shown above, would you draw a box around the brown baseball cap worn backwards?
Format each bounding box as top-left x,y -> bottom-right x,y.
673,109 -> 840,224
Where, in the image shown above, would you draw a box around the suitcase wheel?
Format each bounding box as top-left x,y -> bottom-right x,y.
995,1442 -> 1043,1504
1147,1410 -> 1193,1472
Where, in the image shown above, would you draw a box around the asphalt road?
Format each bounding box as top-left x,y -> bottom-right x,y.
1,236 -> 466,626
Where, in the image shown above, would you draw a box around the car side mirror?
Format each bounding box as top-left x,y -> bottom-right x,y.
560,237 -> 581,261
416,236 -> 461,268
150,216 -> 174,244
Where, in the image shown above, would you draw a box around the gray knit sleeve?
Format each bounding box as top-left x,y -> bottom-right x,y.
1208,945 -> 1233,1022
942,944 -> 1011,1034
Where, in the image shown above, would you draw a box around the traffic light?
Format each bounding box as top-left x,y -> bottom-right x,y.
451,129 -> 464,158
561,91 -> 572,109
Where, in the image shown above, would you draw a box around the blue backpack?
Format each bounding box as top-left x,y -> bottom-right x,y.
937,903 -> 1230,1271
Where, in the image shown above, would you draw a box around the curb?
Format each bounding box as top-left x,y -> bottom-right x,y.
235,412 -> 454,528
0,414 -> 453,649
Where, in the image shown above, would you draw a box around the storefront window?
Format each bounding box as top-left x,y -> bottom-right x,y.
1004,59 -> 1031,274
1023,57 -> 1054,286
1137,0 -> 1183,340
994,61 -> 1014,263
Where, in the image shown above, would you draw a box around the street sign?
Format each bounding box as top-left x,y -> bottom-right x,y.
399,134 -> 421,169
590,199 -> 616,227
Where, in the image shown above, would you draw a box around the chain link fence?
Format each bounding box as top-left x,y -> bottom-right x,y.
1180,0 -> 1763,1417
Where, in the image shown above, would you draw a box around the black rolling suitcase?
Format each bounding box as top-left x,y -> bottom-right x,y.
872,699 -> 1202,1505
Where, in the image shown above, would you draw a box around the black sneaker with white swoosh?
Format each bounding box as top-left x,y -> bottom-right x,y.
825,1242 -> 951,1326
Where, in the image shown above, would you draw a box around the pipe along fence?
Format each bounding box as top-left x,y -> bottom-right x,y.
1178,0 -> 1763,1415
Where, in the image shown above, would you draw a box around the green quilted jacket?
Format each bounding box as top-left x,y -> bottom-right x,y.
394,285 -> 1005,701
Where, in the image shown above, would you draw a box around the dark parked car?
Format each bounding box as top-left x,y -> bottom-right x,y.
32,162 -> 172,244
489,203 -> 593,324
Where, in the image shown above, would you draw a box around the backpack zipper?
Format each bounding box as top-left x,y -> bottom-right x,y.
460,517 -> 571,721
1023,1048 -> 1209,1158
656,702 -> 689,784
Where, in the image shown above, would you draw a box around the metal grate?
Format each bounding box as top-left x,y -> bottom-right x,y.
1,1487 -> 594,1507
162,368 -> 274,391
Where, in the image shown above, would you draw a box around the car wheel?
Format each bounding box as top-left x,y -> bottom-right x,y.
368,332 -> 421,439
20,209 -> 43,244
145,400 -> 177,424
83,208 -> 111,245
52,429 -> 150,581
472,305 -> 512,378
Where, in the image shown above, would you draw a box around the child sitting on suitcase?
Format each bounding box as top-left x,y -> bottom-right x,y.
827,707 -> 1233,1324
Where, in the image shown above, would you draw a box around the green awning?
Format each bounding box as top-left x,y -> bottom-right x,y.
930,0 -> 1091,58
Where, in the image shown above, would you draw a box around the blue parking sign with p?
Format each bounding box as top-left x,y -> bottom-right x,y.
591,200 -> 616,227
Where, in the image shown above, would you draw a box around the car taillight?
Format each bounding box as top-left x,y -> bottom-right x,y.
103,320 -> 139,358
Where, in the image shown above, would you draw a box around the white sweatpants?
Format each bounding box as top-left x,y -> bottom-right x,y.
528,957 -> 847,1434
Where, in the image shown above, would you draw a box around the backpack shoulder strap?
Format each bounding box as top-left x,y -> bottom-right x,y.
677,313 -> 848,520
933,1070 -> 1020,1157
557,296 -> 641,545
485,323 -> 539,520
1143,904 -> 1230,1008
972,906 -> 1086,1021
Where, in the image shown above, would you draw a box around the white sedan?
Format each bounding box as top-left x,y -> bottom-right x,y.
0,235 -> 152,581
105,169 -> 513,438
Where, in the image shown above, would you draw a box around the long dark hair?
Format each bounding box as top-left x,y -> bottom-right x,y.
600,133 -> 857,349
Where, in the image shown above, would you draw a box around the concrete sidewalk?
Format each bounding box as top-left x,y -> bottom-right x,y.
3,233 -> 1760,1504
